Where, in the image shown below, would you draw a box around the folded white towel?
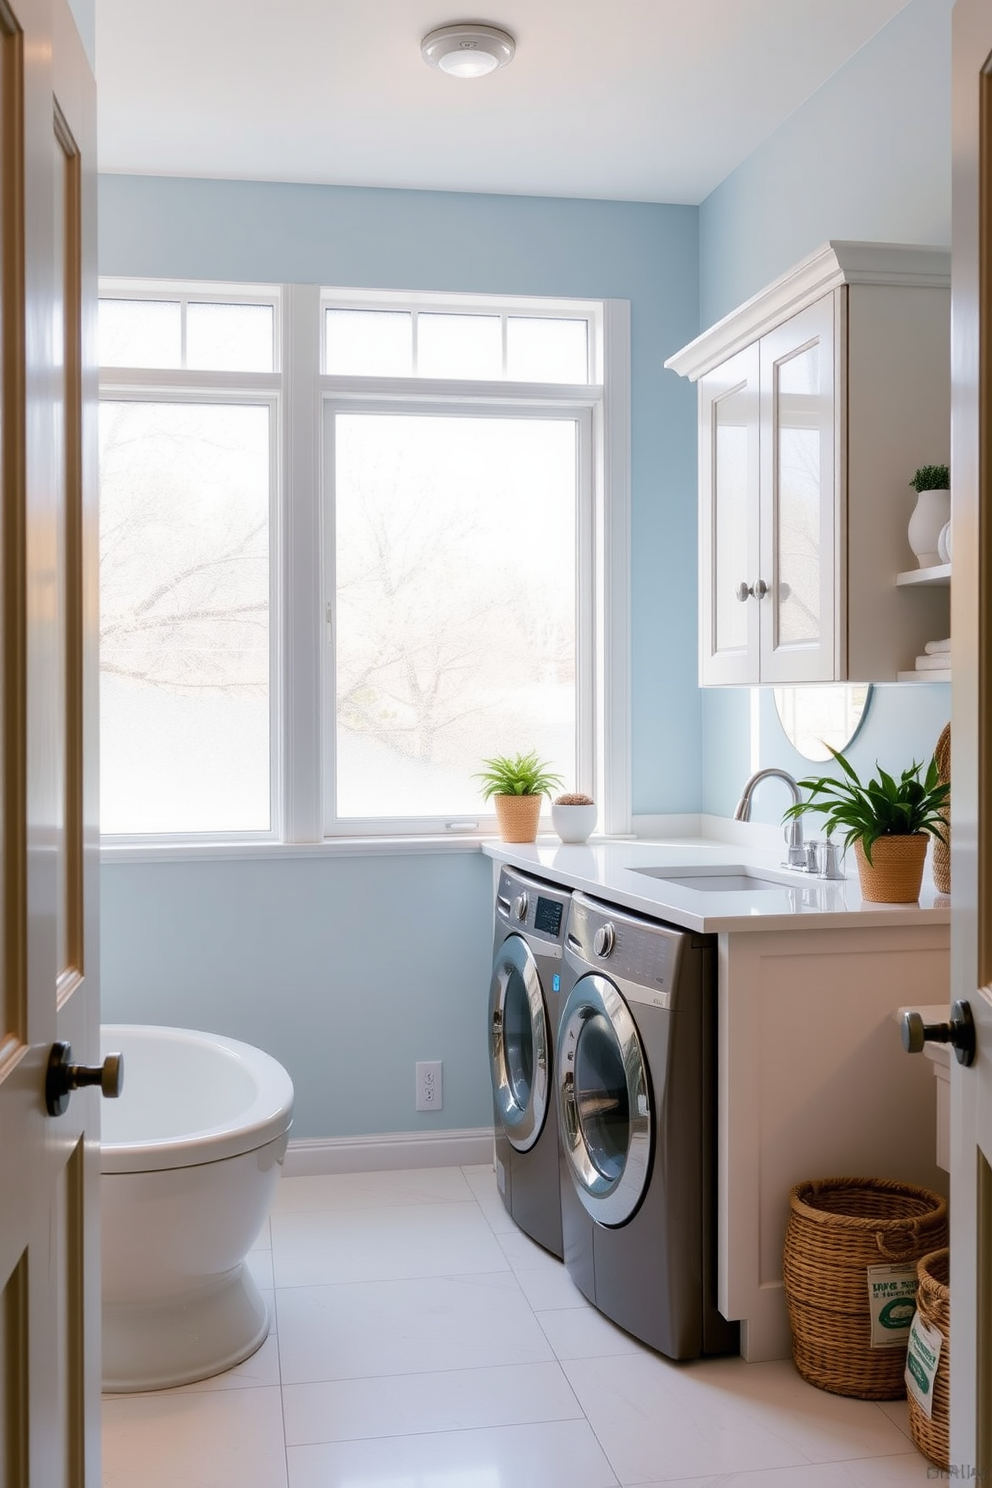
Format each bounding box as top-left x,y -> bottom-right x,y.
914,653 -> 952,670
924,638 -> 951,655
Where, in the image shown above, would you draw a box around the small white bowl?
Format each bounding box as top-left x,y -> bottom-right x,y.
552,802 -> 597,844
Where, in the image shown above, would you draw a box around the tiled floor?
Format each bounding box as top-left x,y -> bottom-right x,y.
102,1163 -> 939,1487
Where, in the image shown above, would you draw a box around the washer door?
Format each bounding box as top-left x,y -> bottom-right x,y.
489,934 -> 551,1153
557,973 -> 651,1226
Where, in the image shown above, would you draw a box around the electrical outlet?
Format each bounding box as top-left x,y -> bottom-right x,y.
416,1060 -> 443,1112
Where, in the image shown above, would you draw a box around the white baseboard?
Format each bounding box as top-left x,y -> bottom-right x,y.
283,1127 -> 493,1177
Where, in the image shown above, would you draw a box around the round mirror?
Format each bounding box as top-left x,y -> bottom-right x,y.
773,685 -> 873,762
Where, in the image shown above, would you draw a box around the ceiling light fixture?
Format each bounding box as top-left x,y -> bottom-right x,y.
421,23 -> 515,79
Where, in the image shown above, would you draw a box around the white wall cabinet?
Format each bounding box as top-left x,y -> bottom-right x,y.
667,242 -> 952,686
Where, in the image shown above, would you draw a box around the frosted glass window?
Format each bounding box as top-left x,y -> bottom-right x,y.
325,309 -> 412,376
776,345 -> 821,646
99,298 -> 181,368
417,313 -> 502,380
507,317 -> 588,382
332,412 -> 576,819
99,400 -> 270,834
713,387 -> 750,654
187,301 -> 274,372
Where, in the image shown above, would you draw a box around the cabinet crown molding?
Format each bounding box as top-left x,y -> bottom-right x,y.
665,240 -> 951,382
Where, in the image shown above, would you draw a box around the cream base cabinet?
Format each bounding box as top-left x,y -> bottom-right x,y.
669,242 -> 952,686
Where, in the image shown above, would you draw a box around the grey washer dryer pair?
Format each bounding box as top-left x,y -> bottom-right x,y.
556,890 -> 739,1359
488,866 -> 572,1258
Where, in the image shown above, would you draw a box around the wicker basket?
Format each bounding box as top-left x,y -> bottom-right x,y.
932,723 -> 950,895
493,794 -> 542,843
907,1248 -> 950,1469
783,1177 -> 949,1399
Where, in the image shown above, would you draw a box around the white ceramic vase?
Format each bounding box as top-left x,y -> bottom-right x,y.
551,802 -> 597,844
907,488 -> 950,568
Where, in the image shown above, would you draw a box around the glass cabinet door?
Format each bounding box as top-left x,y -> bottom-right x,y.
698,344 -> 760,685
759,295 -> 837,683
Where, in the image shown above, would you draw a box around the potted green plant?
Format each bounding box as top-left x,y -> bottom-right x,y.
783,745 -> 950,903
475,751 -> 563,843
551,791 -> 597,844
907,463 -> 950,569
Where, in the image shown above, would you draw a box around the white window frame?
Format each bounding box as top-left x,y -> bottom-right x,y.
98,279 -> 284,845
98,280 -> 631,847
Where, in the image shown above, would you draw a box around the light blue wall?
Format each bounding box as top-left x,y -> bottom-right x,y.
101,852 -> 494,1139
97,178 -> 701,1138
696,0 -> 953,821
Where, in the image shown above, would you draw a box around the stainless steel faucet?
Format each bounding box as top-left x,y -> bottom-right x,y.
733,767 -> 807,869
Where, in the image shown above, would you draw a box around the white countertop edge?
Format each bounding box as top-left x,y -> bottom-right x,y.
483,837 -> 951,933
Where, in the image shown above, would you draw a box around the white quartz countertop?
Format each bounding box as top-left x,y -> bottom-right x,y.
482,836 -> 951,933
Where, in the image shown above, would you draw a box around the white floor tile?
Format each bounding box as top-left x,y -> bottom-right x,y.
562,1352 -> 813,1483
283,1359 -> 583,1444
635,1454 -> 935,1487
272,1199 -> 508,1286
537,1302 -> 651,1359
515,1258 -> 591,1311
876,1397 -> 916,1442
286,1418 -> 620,1488
667,1357 -> 918,1464
102,1384 -> 288,1488
497,1223 -> 569,1273
277,1272 -> 554,1383
271,1165 -> 475,1213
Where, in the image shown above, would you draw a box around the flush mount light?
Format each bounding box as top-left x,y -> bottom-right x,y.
421,23 -> 515,79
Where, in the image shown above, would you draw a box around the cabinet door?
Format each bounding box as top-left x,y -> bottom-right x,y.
698,345 -> 760,685
759,296 -> 838,683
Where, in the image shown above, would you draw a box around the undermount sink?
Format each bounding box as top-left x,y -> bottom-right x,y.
631,864 -> 796,893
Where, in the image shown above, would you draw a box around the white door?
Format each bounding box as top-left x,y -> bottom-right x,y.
949,0 -> 992,1470
0,0 -> 99,1481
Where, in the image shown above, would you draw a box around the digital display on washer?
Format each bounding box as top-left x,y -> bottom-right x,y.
534,896 -> 563,936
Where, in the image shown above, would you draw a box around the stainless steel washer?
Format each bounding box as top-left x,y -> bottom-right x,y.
556,890 -> 738,1359
489,866 -> 571,1257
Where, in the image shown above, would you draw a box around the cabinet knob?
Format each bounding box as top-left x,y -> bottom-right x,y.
901,1001 -> 976,1067
735,579 -> 769,602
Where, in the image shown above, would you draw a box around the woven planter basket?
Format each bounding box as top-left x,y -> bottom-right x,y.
932,724 -> 950,895
907,1247 -> 950,1469
493,794 -> 542,843
854,835 -> 928,904
783,1177 -> 948,1399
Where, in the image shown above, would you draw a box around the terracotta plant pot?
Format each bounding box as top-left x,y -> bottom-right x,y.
854,834 -> 929,903
493,794 -> 542,843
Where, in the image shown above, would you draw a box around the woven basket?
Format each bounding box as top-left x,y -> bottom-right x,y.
932,724 -> 950,895
854,835 -> 928,904
907,1248 -> 950,1469
493,794 -> 542,843
783,1177 -> 949,1399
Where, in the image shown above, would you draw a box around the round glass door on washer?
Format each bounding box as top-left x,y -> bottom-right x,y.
489,866 -> 571,1258
556,891 -> 739,1360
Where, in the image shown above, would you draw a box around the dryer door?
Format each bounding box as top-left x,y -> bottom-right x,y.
489,934 -> 551,1152
557,973 -> 652,1226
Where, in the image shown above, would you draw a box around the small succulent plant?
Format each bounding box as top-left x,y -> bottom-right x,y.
554,792 -> 595,806
909,464 -> 950,493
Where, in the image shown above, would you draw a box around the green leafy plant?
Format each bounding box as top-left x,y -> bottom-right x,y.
909,463 -> 950,493
783,745 -> 950,864
475,751 -> 563,800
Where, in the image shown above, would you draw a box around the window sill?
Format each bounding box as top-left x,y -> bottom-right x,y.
98,834 -> 502,865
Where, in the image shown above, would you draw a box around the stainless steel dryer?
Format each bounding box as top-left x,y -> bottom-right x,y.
556,890 -> 738,1359
489,866 -> 571,1258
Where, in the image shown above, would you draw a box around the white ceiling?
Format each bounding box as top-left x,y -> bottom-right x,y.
95,0 -> 915,206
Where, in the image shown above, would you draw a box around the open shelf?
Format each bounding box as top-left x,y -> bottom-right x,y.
896,562 -> 951,587
897,668 -> 951,683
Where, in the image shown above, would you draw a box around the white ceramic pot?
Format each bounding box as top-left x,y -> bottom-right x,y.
907,488 -> 950,568
552,802 -> 597,844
